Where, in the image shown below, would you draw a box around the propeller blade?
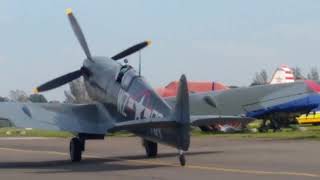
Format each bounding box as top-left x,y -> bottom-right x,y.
111,41 -> 151,60
66,8 -> 92,60
33,69 -> 82,93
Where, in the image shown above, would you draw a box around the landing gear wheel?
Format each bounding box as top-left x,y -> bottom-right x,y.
179,154 -> 186,166
258,126 -> 268,133
70,137 -> 82,162
258,119 -> 268,133
143,140 -> 158,158
178,150 -> 186,166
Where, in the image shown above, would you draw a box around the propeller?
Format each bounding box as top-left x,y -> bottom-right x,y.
111,41 -> 151,60
33,8 -> 88,93
66,8 -> 92,60
33,69 -> 82,93
33,8 -> 151,94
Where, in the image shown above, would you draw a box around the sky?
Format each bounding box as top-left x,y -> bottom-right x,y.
0,1 -> 320,101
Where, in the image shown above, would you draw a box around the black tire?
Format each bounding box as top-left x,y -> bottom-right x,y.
258,126 -> 268,133
70,137 -> 82,162
199,125 -> 220,132
179,155 -> 186,166
199,126 -> 211,132
143,140 -> 158,158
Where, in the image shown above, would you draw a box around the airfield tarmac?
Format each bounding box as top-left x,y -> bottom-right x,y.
0,136 -> 319,180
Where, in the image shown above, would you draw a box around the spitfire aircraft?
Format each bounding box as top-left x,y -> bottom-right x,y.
1,9 -> 320,167
0,9 -> 254,166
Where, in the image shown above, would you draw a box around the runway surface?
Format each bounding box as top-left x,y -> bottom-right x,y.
0,136 -> 319,180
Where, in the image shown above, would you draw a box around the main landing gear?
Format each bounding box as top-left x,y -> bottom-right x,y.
70,137 -> 85,162
69,134 -> 104,162
178,150 -> 186,166
143,139 -> 158,158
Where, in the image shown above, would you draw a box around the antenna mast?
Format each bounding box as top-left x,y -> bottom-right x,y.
139,51 -> 142,76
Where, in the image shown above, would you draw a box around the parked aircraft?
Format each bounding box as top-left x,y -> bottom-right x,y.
158,65 -> 301,133
159,65 -> 319,133
297,110 -> 320,126
165,80 -> 320,134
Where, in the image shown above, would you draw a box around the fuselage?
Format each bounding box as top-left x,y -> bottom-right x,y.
80,57 -> 184,149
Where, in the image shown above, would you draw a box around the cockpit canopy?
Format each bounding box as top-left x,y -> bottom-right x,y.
116,65 -> 139,90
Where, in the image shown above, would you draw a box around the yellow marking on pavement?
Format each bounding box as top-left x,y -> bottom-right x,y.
186,165 -> 320,178
0,147 -> 319,178
124,159 -> 320,178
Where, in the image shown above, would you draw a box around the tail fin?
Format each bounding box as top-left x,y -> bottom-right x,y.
270,65 -> 295,84
172,74 -> 190,151
173,75 -> 190,124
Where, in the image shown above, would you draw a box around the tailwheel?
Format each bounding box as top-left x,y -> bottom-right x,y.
143,139 -> 158,158
178,150 -> 186,166
70,137 -> 83,162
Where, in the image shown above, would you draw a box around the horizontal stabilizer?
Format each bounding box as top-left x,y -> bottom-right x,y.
109,118 -> 177,132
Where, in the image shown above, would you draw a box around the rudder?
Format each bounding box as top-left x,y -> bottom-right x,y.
172,74 -> 190,151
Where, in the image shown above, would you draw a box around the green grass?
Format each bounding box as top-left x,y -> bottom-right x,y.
0,128 -> 72,138
1,125 -> 320,140
191,125 -> 320,140
0,128 -> 135,138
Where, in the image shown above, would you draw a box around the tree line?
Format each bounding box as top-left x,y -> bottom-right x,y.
0,77 -> 92,103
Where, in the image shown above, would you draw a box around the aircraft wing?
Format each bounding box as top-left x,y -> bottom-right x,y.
110,115 -> 254,132
190,115 -> 255,126
0,102 -> 111,134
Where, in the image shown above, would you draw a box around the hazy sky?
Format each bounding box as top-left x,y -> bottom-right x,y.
0,1 -> 320,101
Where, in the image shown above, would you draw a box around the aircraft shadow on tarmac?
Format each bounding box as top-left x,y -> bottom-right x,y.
0,150 -> 221,173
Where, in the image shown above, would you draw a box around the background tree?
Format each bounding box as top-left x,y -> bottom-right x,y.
64,91 -> 76,103
0,96 -> 9,102
64,78 -> 92,104
292,67 -> 304,80
9,90 -> 29,102
251,69 -> 268,86
307,67 -> 319,81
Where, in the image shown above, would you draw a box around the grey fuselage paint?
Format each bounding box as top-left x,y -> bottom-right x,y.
81,57 -> 186,150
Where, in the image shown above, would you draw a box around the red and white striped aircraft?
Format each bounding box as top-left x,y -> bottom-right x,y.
270,65 -> 295,84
